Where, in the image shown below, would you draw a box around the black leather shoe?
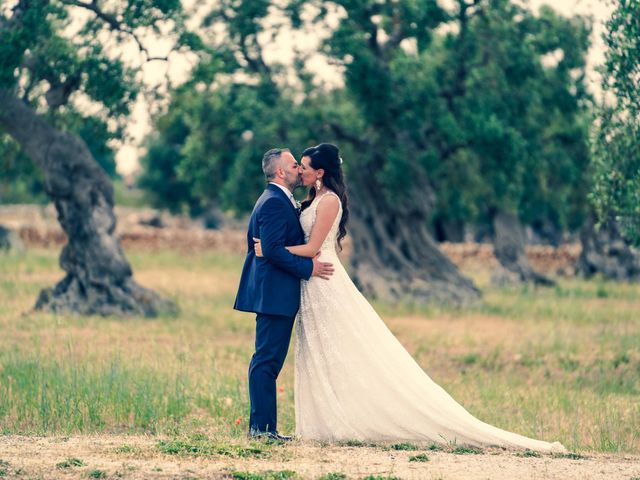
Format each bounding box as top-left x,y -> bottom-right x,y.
249,427 -> 292,442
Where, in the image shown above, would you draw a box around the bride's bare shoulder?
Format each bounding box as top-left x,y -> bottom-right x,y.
314,193 -> 340,221
317,191 -> 341,207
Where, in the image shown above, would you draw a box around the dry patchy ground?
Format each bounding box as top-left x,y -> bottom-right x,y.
1,435 -> 639,480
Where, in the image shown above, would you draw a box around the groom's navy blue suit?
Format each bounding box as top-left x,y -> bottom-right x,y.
234,183 -> 313,433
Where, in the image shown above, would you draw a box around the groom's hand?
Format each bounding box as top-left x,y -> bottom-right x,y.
312,253 -> 334,280
252,237 -> 263,257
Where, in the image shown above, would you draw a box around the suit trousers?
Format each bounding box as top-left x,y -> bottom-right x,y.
248,313 -> 295,432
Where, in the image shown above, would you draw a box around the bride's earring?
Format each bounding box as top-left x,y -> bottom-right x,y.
315,179 -> 323,191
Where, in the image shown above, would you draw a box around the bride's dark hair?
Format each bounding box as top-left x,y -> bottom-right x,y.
300,143 -> 349,250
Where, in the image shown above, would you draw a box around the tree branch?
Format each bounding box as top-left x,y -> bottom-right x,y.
60,0 -> 169,62
380,10 -> 406,57
238,35 -> 271,76
438,0 -> 486,108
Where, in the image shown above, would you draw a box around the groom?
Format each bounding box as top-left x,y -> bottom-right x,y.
234,148 -> 334,441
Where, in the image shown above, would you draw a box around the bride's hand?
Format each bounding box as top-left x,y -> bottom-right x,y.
253,237 -> 263,257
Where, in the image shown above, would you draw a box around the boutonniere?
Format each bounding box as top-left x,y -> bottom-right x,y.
295,200 -> 302,210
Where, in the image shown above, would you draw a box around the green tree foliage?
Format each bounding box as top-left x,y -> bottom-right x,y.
139,0 -> 339,215
462,3 -> 592,233
145,0 -> 591,231
137,0 -> 595,300
0,0 -> 196,202
590,0 -> 640,244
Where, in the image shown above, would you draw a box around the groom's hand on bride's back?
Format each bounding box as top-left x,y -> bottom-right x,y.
312,253 -> 334,280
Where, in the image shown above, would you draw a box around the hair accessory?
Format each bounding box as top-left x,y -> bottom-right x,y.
339,157 -> 343,165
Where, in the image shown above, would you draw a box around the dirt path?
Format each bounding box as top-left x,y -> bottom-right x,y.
1,435 -> 638,479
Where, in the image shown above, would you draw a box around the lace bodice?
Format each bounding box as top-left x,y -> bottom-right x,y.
299,191 -> 342,254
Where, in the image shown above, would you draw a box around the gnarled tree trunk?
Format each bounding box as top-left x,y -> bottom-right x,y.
0,89 -> 177,316
491,210 -> 555,286
577,214 -> 640,280
348,177 -> 480,306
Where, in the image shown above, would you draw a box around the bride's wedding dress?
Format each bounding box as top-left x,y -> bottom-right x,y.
294,191 -> 566,452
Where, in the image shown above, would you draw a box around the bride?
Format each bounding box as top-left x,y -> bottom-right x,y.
254,143 -> 566,453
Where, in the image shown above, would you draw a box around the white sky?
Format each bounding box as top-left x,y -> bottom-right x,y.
113,0 -> 614,176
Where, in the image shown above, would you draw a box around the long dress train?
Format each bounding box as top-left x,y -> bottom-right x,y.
294,191 -> 565,453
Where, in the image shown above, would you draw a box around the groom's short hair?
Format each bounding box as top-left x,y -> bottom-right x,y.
262,148 -> 290,180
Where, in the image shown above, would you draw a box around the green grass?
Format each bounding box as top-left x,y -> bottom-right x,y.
1,354 -> 190,434
451,446 -> 483,455
552,452 -> 588,460
0,247 -> 639,454
229,470 -> 298,480
360,476 -> 401,480
408,453 -> 430,462
157,438 -> 271,458
87,470 -> 107,478
56,457 -> 85,469
390,442 -> 418,451
515,449 -> 541,458
340,440 -> 378,448
114,444 -> 140,454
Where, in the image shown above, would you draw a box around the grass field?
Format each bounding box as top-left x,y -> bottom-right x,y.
0,247 -> 638,457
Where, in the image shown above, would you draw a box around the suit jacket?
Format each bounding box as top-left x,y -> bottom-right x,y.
234,184 -> 313,317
